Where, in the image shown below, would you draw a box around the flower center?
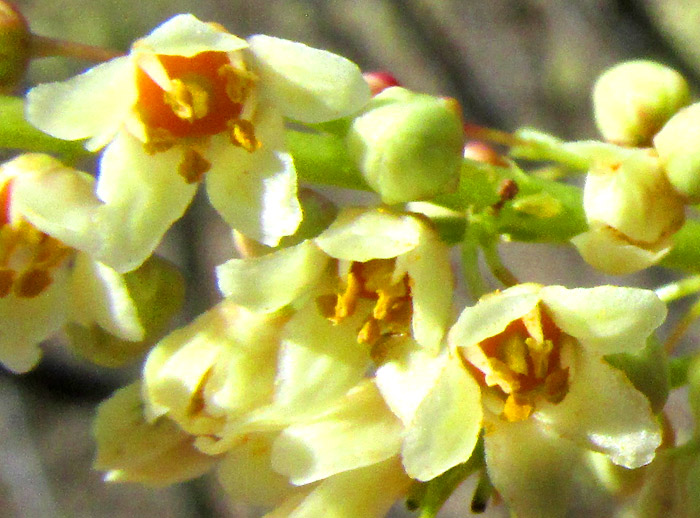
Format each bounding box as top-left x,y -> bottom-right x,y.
316,259 -> 413,347
466,304 -> 570,422
136,51 -> 261,183
0,179 -> 72,298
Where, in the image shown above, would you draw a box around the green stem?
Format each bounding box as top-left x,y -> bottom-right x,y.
0,96 -> 88,162
655,275 -> 700,303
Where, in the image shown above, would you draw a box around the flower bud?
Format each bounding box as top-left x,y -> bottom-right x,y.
0,2 -> 31,94
363,71 -> 400,96
347,87 -> 464,204
593,60 -> 690,147
653,102 -> 700,201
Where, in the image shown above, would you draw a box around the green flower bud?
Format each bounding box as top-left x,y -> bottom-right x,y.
654,102 -> 700,201
593,60 -> 690,147
0,2 -> 31,94
347,87 -> 464,204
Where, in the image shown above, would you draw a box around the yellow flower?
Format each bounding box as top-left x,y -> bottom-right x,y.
26,14 -> 370,271
0,154 -> 147,372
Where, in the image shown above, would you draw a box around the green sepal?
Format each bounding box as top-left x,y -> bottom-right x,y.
66,255 -> 185,367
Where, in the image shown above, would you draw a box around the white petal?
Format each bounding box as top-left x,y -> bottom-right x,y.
0,267 -> 69,372
216,433 -> 293,507
448,284 -> 540,351
216,240 -> 329,312
26,57 -> 134,149
68,253 -> 143,341
10,155 -> 103,257
134,14 -> 248,56
571,227 -> 670,275
241,300 -> 371,429
315,208 -> 423,261
272,381 -> 402,485
267,457 -> 410,518
399,227 -> 453,352
484,417 -> 584,518
402,356 -> 482,481
206,108 -> 302,245
374,339 -> 446,425
535,350 -> 661,469
96,132 -> 197,272
248,35 -> 370,123
540,285 -> 666,355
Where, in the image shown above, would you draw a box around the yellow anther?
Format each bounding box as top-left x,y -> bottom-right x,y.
331,269 -> 362,324
219,64 -> 254,104
178,148 -> 211,184
484,357 -> 520,394
16,268 -> 51,298
164,78 -> 211,122
229,119 -> 261,153
526,337 -> 553,379
358,317 -> 381,345
501,334 -> 529,375
503,393 -> 533,422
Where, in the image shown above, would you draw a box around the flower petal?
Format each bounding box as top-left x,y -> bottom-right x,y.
267,457 -> 410,518
217,240 -> 329,312
448,284 -> 540,351
540,285 -> 666,355
93,382 -> 216,487
315,208 -> 423,261
239,299 -> 371,430
398,226 -> 453,352
26,56 -> 135,150
402,356 -> 482,481
484,416 -> 584,518
216,433 -> 293,507
0,267 -> 69,373
134,14 -> 248,57
10,154 -> 103,257
248,35 -> 370,123
205,108 -> 302,246
374,339 -> 446,426
68,253 -> 144,341
271,381 -> 402,485
535,350 -> 661,469
96,132 -> 198,272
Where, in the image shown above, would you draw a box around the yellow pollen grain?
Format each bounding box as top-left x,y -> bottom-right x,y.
164,78 -> 211,122
331,269 -> 362,324
229,119 -> 261,153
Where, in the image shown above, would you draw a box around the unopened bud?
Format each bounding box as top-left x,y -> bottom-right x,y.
363,71 -> 400,96
593,60 -> 690,147
654,102 -> 700,201
0,2 -> 31,93
347,87 -> 464,204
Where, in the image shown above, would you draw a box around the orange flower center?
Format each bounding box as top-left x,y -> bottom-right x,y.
465,304 -> 570,422
0,179 -> 72,298
136,51 -> 261,183
316,259 -> 413,348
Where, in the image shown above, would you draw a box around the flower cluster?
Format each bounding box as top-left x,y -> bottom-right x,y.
4,7 -> 700,518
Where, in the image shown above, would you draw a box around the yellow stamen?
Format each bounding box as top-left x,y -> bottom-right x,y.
178,148 -> 212,184
503,393 -> 534,422
164,78 -> 211,122
229,119 -> 261,153
526,337 -> 553,379
500,334 -> 529,375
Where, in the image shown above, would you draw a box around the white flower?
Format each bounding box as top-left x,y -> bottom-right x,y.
26,14 -> 370,271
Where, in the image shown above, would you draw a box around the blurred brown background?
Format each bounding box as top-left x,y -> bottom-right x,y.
3,0 -> 699,516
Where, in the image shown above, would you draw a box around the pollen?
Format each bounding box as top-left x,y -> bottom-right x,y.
317,259 -> 413,347
473,304 -> 570,422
